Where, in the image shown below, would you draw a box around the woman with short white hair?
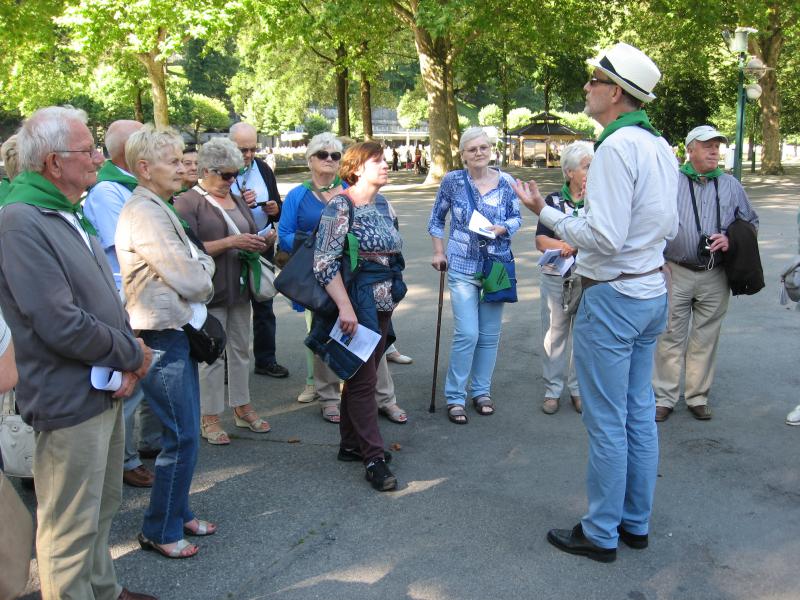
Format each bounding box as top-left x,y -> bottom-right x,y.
535,140 -> 594,415
117,124 -> 217,558
428,126 -> 522,424
175,136 -> 276,444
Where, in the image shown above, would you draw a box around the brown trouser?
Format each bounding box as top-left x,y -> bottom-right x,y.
340,312 -> 391,464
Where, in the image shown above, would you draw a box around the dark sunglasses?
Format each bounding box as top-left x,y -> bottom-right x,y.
313,150 -> 342,161
213,169 -> 239,181
588,76 -> 617,87
238,146 -> 258,154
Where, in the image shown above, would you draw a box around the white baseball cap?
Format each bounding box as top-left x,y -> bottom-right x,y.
587,42 -> 661,104
685,125 -> 728,146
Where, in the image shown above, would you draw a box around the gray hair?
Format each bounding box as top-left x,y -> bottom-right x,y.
17,106 -> 88,173
198,137 -> 244,174
125,124 -> 184,177
459,126 -> 490,153
1,135 -> 19,180
560,141 -> 594,181
306,132 -> 342,161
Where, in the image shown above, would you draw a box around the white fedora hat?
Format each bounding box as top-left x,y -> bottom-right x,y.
587,42 -> 661,104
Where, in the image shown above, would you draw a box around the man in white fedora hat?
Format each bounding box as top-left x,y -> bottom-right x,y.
652,125 -> 758,423
513,42 -> 679,562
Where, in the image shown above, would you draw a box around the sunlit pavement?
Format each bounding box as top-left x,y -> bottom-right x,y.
14,165 -> 800,600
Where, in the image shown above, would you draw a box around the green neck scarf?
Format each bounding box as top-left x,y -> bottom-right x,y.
96,160 -> 138,192
679,162 -> 723,182
560,182 -> 584,215
595,110 -> 660,149
1,170 -> 97,236
303,175 -> 342,194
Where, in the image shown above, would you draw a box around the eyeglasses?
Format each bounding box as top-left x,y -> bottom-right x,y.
313,150 -> 342,161
238,147 -> 258,154
588,77 -> 618,87
54,148 -> 101,158
213,169 -> 239,181
464,144 -> 491,156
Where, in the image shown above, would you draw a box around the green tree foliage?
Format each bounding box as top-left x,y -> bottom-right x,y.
303,113 -> 332,137
478,104 -> 503,127
183,38 -> 239,110
553,111 -> 601,139
508,107 -> 533,131
188,94 -> 230,141
397,83 -> 429,129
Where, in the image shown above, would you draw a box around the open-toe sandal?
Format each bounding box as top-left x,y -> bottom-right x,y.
233,407 -> 271,433
200,416 -> 230,445
138,533 -> 198,559
472,395 -> 495,416
447,404 -> 468,425
379,404 -> 408,424
322,404 -> 341,423
183,518 -> 217,537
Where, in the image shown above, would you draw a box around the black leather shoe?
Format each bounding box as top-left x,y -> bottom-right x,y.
546,523 -> 616,563
338,447 -> 392,463
138,447 -> 161,460
618,525 -> 648,549
254,363 -> 289,378
365,458 -> 397,491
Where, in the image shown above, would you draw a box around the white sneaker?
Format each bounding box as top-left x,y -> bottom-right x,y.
386,351 -> 413,364
786,404 -> 800,426
297,384 -> 316,403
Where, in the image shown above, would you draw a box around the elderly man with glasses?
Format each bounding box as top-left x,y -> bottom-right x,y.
228,122 -> 288,378
0,106 -> 154,599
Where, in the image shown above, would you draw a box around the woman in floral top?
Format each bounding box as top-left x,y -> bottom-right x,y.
313,141 -> 404,492
428,127 -> 522,424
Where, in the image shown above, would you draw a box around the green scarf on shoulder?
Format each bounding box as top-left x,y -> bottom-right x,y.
1,170 -> 97,236
0,178 -> 10,203
560,182 -> 584,215
679,162 -> 723,181
594,110 -> 661,150
96,160 -> 138,191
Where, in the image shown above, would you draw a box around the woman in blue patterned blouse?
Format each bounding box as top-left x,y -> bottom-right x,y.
428,127 -> 522,424
313,141 -> 405,491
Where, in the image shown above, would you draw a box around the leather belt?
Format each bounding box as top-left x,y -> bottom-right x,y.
581,267 -> 663,291
674,261 -> 714,272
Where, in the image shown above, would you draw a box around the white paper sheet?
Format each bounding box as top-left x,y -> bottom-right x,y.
538,248 -> 575,277
91,366 -> 122,392
329,320 -> 381,363
467,210 -> 496,239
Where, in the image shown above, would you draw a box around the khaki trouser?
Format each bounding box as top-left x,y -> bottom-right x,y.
653,262 -> 730,408
313,347 -> 397,409
34,401 -> 124,600
199,302 -> 251,415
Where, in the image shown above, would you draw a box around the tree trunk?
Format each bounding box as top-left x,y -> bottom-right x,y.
136,29 -> 169,128
543,81 -> 551,113
414,28 -> 452,184
360,72 -> 373,140
445,45 -> 461,168
335,44 -> 350,138
754,11 -> 784,175
134,86 -> 144,123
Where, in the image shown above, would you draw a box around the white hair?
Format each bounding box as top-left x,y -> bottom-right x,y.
1,135 -> 19,180
229,122 -> 257,140
459,126 -> 490,153
306,132 -> 342,161
560,141 -> 594,180
198,137 -> 244,174
17,106 -> 88,173
105,120 -> 142,162
125,125 -> 184,178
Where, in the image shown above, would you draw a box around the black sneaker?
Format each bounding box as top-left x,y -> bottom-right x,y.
365,458 -> 397,491
338,448 -> 392,463
254,363 -> 289,378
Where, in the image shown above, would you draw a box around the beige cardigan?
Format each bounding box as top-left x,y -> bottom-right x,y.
116,185 -> 215,331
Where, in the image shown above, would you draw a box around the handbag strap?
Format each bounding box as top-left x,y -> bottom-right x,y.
1,389 -> 16,416
195,185 -> 243,235
686,175 -> 721,234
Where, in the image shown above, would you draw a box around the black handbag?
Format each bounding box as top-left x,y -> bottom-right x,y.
274,196 -> 355,314
182,313 -> 227,364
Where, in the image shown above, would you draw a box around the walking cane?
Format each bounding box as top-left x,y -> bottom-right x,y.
430,268 -> 446,413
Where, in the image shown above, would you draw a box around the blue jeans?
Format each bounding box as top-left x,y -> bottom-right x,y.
122,385 -> 162,471
573,284 -> 668,549
444,270 -> 504,406
138,330 -> 199,544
